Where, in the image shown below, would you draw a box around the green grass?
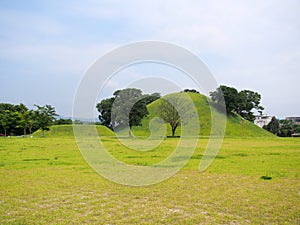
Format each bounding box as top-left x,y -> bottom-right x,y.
33,124 -> 115,138
0,135 -> 299,224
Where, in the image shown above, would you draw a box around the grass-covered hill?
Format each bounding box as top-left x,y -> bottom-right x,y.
132,92 -> 274,138
33,124 -> 115,138
33,92 -> 274,138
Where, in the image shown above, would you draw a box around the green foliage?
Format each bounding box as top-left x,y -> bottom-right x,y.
96,97 -> 115,128
210,85 -> 264,122
0,103 -> 37,136
264,118 -> 299,137
278,119 -> 295,137
96,89 -> 160,135
34,104 -> 58,137
54,118 -> 72,125
183,89 -> 199,93
143,92 -> 161,105
155,93 -> 195,137
112,88 -> 148,132
263,117 -> 279,135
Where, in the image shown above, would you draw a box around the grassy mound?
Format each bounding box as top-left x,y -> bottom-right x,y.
132,92 -> 274,138
33,124 -> 115,138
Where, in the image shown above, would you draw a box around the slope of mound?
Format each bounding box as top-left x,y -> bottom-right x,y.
33,124 -> 115,138
132,92 -> 275,138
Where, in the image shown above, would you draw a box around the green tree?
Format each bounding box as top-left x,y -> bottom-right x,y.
210,85 -> 264,122
278,119 -> 294,137
34,104 -> 58,137
263,117 -> 279,135
111,88 -> 148,136
183,89 -> 199,93
210,85 -> 239,114
96,97 -> 115,128
16,104 -> 29,135
155,94 -> 191,137
238,90 -> 264,122
54,118 -> 72,125
156,99 -> 180,137
0,103 -> 24,136
143,93 -> 161,105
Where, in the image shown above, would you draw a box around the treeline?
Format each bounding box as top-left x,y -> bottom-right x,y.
263,117 -> 300,137
0,103 -> 77,136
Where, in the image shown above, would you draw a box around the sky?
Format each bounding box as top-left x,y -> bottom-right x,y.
0,0 -> 299,119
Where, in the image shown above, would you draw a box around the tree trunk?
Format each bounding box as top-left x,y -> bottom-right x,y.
128,127 -> 132,138
24,128 -> 26,136
172,126 -> 176,137
4,129 -> 7,137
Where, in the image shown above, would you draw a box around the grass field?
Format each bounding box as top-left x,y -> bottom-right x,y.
0,134 -> 299,224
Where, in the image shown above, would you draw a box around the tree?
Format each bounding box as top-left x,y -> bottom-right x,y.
97,89 -> 159,136
156,99 -> 180,136
96,97 -> 115,128
278,119 -> 294,137
238,90 -> 264,122
263,117 -> 279,135
155,94 -> 191,137
111,88 -> 148,136
183,89 -> 199,93
54,118 -> 72,125
210,85 -> 264,122
0,103 -> 16,136
143,93 -> 161,105
26,110 -> 37,135
34,104 -> 58,137
16,104 -> 29,135
210,85 -> 239,114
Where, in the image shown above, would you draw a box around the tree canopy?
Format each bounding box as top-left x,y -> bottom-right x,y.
0,103 -> 58,136
96,88 -> 160,136
210,85 -> 264,122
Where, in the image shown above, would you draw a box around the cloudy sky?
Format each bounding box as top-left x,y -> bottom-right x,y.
0,0 -> 299,119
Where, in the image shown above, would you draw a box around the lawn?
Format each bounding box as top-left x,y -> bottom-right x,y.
0,136 -> 299,224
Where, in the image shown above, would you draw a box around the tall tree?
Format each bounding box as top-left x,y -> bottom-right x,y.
238,90 -> 264,122
97,89 -> 159,136
210,85 -> 239,114
111,88 -> 148,136
34,104 -> 58,137
16,104 -> 29,135
96,97 -> 115,128
210,85 -> 264,122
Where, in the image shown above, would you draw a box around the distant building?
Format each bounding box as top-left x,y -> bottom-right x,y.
254,115 -> 273,128
286,117 -> 300,125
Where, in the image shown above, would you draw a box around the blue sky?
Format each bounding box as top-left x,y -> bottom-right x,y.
0,0 -> 299,118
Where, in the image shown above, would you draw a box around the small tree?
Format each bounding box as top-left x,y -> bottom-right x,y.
34,104 -> 58,137
156,94 -> 190,137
